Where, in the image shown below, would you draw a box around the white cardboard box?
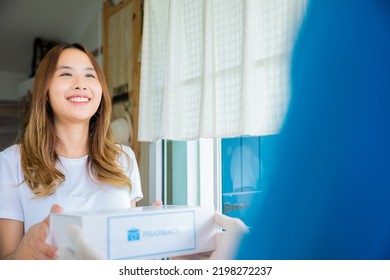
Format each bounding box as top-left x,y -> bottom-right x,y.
50,205 -> 216,260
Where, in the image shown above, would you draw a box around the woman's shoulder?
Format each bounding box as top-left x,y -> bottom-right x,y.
116,144 -> 137,170
0,145 -> 22,175
116,144 -> 136,159
0,144 -> 21,160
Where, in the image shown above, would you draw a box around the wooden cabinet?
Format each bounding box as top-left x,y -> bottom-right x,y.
103,0 -> 142,164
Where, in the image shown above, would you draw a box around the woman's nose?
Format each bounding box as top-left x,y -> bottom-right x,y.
72,76 -> 87,90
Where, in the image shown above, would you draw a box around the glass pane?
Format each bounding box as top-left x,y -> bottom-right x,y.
165,140 -> 189,205
221,135 -> 277,227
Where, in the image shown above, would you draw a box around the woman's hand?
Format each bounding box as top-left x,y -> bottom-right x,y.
17,204 -> 63,259
152,200 -> 163,207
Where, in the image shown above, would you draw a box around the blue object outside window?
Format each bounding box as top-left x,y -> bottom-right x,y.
221,135 -> 278,227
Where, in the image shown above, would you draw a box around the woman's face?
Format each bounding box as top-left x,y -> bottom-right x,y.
48,48 -> 103,126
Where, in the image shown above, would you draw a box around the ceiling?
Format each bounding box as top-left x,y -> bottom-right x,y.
0,0 -> 104,75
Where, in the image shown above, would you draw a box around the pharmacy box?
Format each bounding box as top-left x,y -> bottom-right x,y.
50,205 -> 216,260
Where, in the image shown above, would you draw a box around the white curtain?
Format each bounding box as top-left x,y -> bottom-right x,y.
139,0 -> 306,142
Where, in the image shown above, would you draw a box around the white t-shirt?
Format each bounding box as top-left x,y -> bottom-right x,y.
0,144 -> 143,232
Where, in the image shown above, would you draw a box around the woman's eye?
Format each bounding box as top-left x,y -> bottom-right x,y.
60,72 -> 72,77
85,73 -> 96,78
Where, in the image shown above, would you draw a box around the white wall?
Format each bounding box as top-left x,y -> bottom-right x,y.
0,71 -> 28,101
1,7 -> 103,101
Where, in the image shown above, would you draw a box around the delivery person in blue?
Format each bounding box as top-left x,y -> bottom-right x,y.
237,0 -> 390,259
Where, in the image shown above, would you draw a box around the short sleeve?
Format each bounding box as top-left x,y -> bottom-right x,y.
0,146 -> 24,221
119,145 -> 143,203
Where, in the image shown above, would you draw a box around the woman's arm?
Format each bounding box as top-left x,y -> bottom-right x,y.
0,205 -> 62,260
0,219 -> 24,259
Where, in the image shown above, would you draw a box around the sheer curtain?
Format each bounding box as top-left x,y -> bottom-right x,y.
138,0 -> 306,142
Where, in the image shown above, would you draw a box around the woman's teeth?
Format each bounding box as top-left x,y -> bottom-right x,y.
68,97 -> 90,102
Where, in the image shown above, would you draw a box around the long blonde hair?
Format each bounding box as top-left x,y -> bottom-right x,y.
20,43 -> 131,197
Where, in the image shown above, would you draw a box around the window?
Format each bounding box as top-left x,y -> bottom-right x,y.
152,135 -> 278,227
140,0 -> 307,222
221,135 -> 278,227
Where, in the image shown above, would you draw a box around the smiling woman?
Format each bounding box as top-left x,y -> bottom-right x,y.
0,43 -> 143,260
48,48 -> 103,128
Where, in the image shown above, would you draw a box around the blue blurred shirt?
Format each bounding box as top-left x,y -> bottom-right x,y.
237,0 -> 390,259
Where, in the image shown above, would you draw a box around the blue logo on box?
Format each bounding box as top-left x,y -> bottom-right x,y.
127,229 -> 140,241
